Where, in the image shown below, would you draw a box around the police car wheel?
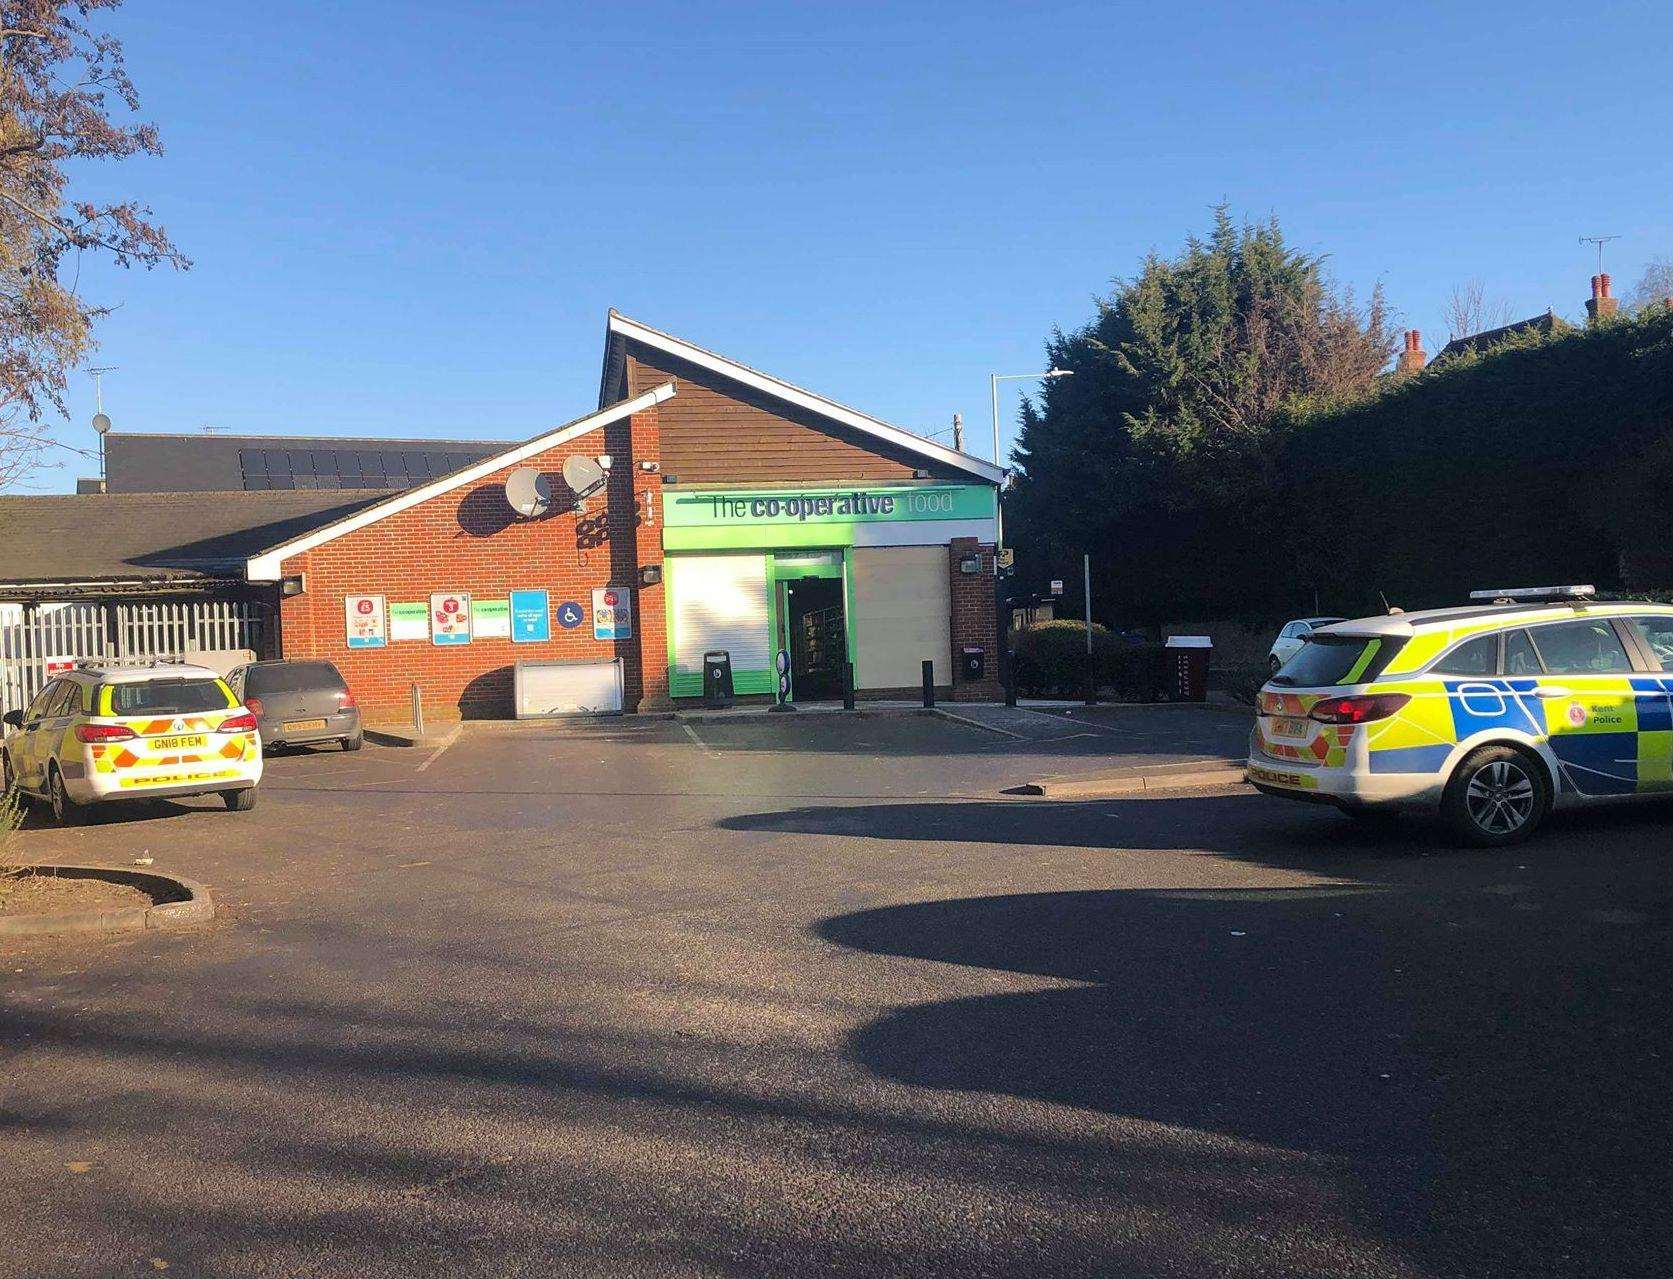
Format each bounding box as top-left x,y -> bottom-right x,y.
47,764 -> 82,825
1443,746 -> 1549,847
223,787 -> 257,812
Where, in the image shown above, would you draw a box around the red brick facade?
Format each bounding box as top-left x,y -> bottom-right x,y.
277,406 -> 666,721
947,536 -> 1003,702
263,335 -> 1003,720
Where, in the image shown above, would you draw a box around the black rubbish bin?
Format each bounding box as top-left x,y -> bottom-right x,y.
960,646 -> 986,682
703,650 -> 734,708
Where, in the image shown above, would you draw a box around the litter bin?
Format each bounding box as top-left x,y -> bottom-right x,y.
1165,635 -> 1212,702
960,646 -> 985,682
703,650 -> 734,708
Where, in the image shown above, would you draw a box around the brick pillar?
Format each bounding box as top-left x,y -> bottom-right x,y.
948,537 -> 1003,702
629,404 -> 672,711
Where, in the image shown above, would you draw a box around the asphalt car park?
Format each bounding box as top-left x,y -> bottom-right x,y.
1,710 -> 1669,1278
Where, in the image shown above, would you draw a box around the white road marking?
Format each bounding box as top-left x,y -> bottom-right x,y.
415,738 -> 455,773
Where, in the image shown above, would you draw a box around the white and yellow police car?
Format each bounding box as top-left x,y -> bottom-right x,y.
1,661 -> 262,823
1248,587 -> 1673,845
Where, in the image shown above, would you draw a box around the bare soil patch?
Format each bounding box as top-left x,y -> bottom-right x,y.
0,868 -> 152,917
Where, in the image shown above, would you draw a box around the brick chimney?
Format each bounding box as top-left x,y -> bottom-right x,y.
1586,273 -> 1619,323
1395,328 -> 1426,373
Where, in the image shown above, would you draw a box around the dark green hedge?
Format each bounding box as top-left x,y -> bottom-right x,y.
1011,621 -> 1166,699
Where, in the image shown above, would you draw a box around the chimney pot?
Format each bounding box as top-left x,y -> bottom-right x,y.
1600,273 -> 1612,297
1591,274 -> 1602,298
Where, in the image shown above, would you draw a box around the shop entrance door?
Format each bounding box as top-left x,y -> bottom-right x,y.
779,576 -> 847,701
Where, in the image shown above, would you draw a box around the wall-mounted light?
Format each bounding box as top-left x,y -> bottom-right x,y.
280,573 -> 307,597
640,564 -> 663,587
959,557 -> 981,575
596,454 -> 613,470
660,473 -> 679,485
638,459 -> 660,473
913,468 -> 932,479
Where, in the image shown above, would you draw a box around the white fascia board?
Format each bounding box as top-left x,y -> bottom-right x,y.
607,314 -> 1003,485
245,382 -> 676,582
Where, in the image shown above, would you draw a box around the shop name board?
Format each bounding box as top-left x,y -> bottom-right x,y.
667,485 -> 991,528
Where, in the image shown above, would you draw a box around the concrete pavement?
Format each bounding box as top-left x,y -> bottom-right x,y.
1,712 -> 1669,1278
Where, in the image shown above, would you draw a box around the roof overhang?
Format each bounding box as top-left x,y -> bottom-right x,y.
245,382 -> 676,582
602,312 -> 1003,486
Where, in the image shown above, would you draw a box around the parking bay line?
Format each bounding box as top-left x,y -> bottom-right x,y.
414,737 -> 456,773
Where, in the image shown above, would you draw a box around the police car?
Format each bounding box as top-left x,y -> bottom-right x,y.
1,661 -> 262,823
1248,587 -> 1673,845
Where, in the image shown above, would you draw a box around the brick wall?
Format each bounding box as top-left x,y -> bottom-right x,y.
277,407 -> 665,722
948,537 -> 1003,702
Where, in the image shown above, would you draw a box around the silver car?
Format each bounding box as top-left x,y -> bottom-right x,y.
227,660 -> 362,752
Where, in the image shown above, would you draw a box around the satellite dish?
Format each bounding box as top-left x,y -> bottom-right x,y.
504,467 -> 552,519
91,412 -> 111,435
561,454 -> 607,500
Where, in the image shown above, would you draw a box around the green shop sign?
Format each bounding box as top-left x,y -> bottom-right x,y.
663,484 -> 993,550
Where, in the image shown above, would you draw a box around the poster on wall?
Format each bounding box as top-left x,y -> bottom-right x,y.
510,590 -> 550,643
473,598 -> 511,639
345,595 -> 387,648
593,586 -> 632,641
389,601 -> 428,641
431,592 -> 472,645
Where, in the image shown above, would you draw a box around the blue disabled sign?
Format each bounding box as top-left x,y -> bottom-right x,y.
556,600 -> 585,631
510,590 -> 551,643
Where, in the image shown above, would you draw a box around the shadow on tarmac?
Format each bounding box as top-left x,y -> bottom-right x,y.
807,810 -> 1673,1278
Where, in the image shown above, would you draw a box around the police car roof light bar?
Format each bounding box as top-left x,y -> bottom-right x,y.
1468,585 -> 1596,603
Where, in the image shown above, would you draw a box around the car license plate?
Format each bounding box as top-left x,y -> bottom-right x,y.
283,718 -> 327,732
1270,716 -> 1310,738
150,733 -> 208,751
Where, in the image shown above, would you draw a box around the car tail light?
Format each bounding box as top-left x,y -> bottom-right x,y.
218,711 -> 259,733
336,689 -> 357,709
244,696 -> 264,718
75,723 -> 135,743
1308,693 -> 1411,725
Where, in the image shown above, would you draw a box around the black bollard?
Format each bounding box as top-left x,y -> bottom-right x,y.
922,659 -> 935,708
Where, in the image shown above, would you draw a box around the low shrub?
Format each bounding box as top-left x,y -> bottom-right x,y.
1011,621 -> 1166,700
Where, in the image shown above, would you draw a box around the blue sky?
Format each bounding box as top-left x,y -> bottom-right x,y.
29,0 -> 1673,491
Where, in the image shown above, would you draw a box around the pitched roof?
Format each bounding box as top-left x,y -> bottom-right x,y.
1434,310 -> 1568,363
599,311 -> 1003,484
0,489 -> 393,587
103,432 -> 515,493
244,383 -> 675,581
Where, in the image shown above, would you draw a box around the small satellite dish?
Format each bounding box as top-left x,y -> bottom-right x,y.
91,412 -> 111,435
504,467 -> 552,519
562,454 -> 607,500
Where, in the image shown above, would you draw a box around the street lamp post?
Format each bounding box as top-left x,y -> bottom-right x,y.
988,368 -> 1072,700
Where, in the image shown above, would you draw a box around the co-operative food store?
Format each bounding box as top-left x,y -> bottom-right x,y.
0,312 -> 1003,720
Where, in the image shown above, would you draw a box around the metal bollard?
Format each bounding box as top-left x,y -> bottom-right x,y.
1004,651 -> 1017,708
922,659 -> 935,708
843,661 -> 856,711
411,681 -> 425,738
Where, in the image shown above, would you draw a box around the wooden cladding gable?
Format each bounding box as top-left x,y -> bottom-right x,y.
624,341 -> 967,485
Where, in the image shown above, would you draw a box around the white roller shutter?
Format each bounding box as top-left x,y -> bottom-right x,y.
850,546 -> 951,690
672,554 -> 771,674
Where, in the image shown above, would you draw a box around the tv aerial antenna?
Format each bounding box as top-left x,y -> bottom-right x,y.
87,366 -> 117,482
1578,234 -> 1621,275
